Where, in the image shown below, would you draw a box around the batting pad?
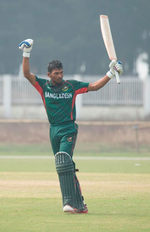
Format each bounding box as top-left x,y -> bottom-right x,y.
55,152 -> 84,209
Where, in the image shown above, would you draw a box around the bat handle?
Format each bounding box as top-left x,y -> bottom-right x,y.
114,70 -> 120,84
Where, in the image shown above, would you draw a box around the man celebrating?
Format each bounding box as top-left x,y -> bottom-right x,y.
19,39 -> 123,214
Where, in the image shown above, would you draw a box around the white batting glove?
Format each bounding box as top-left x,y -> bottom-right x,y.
106,60 -> 123,79
19,39 -> 34,58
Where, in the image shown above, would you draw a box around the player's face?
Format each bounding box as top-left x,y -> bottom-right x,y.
48,69 -> 63,85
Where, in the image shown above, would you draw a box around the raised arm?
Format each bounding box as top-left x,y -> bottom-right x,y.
19,39 -> 36,86
87,75 -> 110,91
87,60 -> 123,91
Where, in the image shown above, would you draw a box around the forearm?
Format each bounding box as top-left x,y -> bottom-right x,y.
87,75 -> 110,91
22,57 -> 36,85
23,57 -> 30,77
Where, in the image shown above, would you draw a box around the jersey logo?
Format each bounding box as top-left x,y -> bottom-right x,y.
62,86 -> 68,92
67,137 -> 72,142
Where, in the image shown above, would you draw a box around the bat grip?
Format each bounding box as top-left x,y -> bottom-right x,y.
114,70 -> 120,84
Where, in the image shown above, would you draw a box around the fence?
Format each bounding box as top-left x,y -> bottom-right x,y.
82,77 -> 143,105
11,77 -> 41,105
0,74 -> 150,120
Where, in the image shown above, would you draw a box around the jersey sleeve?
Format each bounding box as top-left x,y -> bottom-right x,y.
33,76 -> 47,107
35,76 -> 47,88
69,80 -> 89,94
33,75 -> 47,93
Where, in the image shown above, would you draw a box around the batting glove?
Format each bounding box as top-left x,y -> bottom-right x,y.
106,60 -> 123,79
19,39 -> 34,58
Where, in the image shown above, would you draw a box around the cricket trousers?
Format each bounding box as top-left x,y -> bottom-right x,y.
50,122 -> 85,209
50,122 -> 78,156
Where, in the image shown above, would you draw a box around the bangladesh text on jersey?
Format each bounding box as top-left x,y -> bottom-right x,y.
33,76 -> 89,125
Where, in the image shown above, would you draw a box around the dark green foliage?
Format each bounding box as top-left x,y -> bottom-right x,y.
0,0 -> 149,75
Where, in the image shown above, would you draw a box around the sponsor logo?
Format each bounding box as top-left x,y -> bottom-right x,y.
62,86 -> 69,92
67,137 -> 72,142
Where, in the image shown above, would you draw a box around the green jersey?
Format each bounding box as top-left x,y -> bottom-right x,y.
34,76 -> 89,125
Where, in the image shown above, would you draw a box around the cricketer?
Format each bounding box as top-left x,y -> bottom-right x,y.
19,39 -> 123,214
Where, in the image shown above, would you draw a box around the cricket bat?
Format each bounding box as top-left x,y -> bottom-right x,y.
100,15 -> 120,84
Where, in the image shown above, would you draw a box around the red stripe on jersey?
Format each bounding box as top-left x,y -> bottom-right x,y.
71,87 -> 88,120
34,81 -> 46,108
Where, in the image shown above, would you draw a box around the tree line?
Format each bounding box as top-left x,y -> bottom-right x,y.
0,0 -> 149,76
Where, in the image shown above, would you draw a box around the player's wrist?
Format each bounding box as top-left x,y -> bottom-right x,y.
106,70 -> 115,79
23,52 -> 30,58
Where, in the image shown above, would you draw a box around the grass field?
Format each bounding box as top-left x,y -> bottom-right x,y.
1,144 -> 150,156
0,145 -> 150,232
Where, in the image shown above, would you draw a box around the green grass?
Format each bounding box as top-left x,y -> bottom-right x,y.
0,144 -> 150,157
0,146 -> 150,232
0,159 -> 150,173
0,196 -> 150,232
0,144 -> 52,156
0,172 -> 150,232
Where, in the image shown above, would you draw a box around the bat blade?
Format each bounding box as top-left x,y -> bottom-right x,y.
100,15 -> 120,84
